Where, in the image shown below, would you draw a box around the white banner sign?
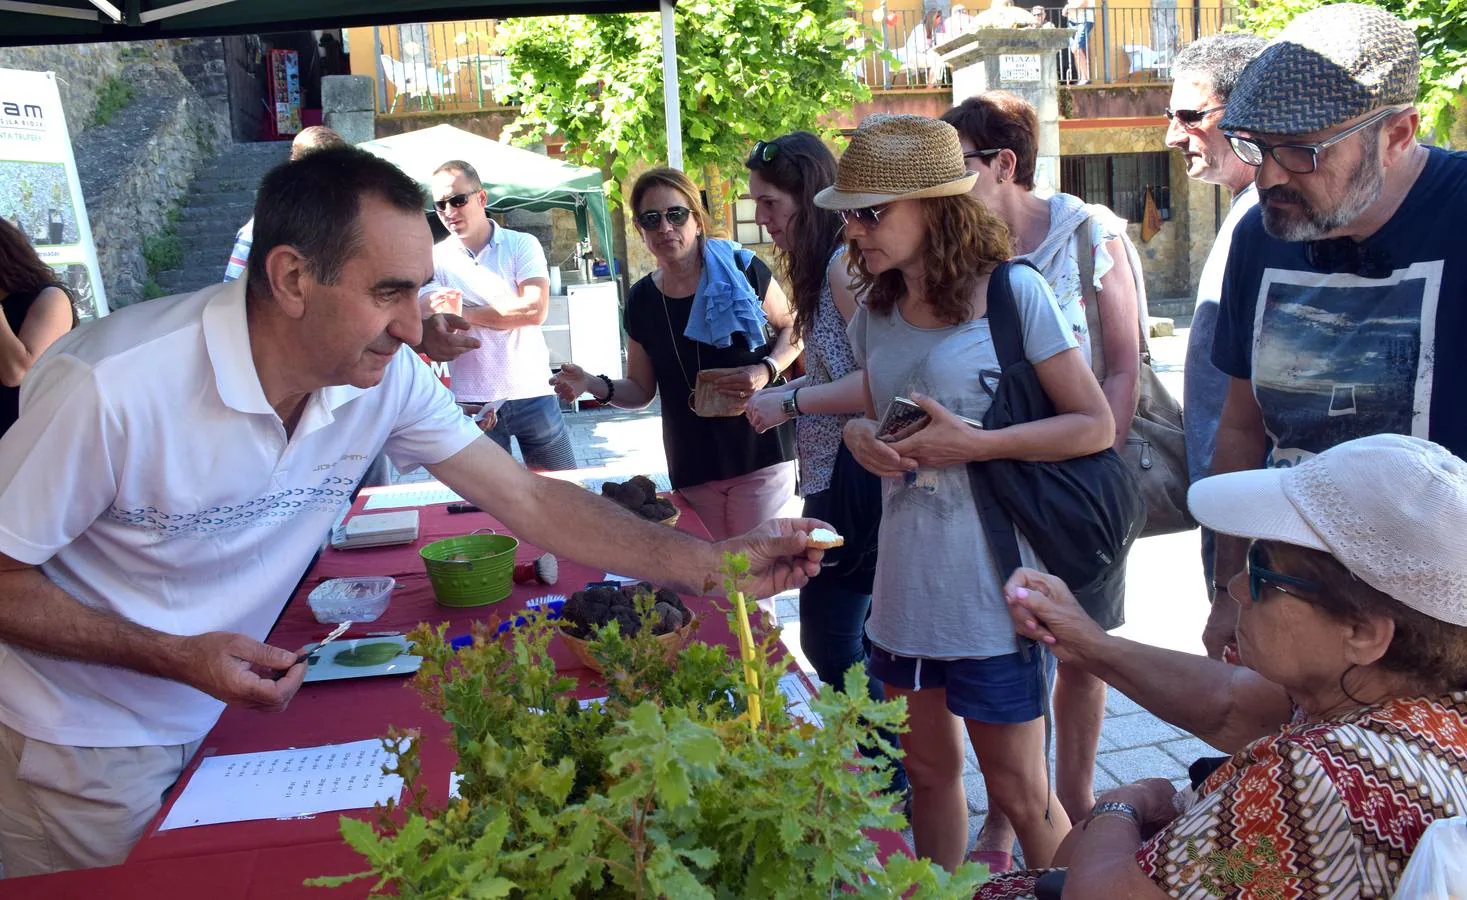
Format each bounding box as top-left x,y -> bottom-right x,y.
0,69 -> 109,319
999,53 -> 1042,83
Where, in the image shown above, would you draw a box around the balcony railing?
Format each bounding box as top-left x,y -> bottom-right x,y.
853,4 -> 1238,90
371,20 -> 511,115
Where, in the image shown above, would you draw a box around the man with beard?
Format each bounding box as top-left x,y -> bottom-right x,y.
1165,33 -> 1264,596
1203,3 -> 1467,659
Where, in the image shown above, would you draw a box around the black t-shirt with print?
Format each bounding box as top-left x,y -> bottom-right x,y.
1213,145 -> 1467,466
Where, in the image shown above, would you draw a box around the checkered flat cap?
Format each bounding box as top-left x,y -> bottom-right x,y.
1220,3 -> 1419,135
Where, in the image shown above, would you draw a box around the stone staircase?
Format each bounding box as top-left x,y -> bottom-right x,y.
153,141 -> 292,297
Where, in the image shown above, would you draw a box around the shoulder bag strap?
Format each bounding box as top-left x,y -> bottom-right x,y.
985,259 -> 1028,371
1076,218 -> 1110,383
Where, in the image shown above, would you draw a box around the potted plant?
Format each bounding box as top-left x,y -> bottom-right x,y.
310,556 -> 988,898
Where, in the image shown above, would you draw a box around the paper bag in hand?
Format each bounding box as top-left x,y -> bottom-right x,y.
693,367 -> 748,417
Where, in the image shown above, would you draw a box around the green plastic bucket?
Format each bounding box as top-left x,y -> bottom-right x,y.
420,532 -> 519,607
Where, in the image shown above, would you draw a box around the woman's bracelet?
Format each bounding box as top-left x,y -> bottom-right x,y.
791,388 -> 803,416
759,356 -> 780,385
596,373 -> 616,403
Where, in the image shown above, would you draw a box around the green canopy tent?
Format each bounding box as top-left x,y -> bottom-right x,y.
358,124 -> 613,260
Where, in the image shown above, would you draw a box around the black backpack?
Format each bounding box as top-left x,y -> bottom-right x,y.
966,261 -> 1144,624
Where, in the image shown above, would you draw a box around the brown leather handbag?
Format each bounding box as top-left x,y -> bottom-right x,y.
1077,222 -> 1195,537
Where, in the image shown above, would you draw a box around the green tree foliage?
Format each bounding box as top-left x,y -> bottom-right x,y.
494,0 -> 873,196
1236,0 -> 1467,142
309,558 -> 988,898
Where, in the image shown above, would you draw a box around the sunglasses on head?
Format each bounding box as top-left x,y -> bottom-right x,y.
1246,542 -> 1323,604
746,140 -> 780,168
837,204 -> 889,229
434,192 -> 475,212
1165,105 -> 1225,127
636,206 -> 692,230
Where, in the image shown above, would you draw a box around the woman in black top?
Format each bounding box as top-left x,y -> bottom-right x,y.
0,219 -> 76,437
552,167 -> 798,541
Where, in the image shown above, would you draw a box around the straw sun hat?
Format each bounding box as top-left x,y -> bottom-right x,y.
814,115 -> 977,210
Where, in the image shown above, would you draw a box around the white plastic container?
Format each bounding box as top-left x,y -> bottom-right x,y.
308,576 -> 395,624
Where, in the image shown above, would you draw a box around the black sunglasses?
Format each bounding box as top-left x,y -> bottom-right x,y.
434,192 -> 475,212
1224,106 -> 1405,175
636,206 -> 692,230
837,204 -> 889,229
963,148 -> 1002,161
1247,542 -> 1322,604
747,140 -> 780,168
1165,105 -> 1225,127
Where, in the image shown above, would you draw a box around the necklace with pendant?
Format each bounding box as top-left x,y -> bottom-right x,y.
657,275 -> 701,411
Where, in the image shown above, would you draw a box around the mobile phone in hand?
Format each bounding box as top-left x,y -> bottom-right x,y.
876,397 -> 931,442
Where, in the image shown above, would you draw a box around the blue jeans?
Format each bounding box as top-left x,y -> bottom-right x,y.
799,571 -> 909,795
484,395 -> 576,472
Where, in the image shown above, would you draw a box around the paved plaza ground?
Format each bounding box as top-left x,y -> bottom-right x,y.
453,318 -> 1220,856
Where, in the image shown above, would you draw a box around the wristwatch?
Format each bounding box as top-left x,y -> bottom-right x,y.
781,389 -> 801,417
1087,800 -> 1140,829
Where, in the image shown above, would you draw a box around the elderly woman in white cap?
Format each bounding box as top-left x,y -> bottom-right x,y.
979,433 -> 1467,899
824,114 -> 1115,871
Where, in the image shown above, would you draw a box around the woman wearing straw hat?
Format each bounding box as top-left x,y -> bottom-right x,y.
822,114 -> 1116,871
941,89 -> 1144,873
551,168 -> 799,544
740,132 -> 910,805
978,433 -> 1467,898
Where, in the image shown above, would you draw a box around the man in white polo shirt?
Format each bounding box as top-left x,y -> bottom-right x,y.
423,159 -> 576,471
0,147 -> 828,876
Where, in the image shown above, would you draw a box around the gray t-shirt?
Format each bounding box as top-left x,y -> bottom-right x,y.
850,265 -> 1077,659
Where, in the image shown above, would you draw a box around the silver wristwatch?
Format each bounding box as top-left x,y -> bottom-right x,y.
781,391 -> 800,417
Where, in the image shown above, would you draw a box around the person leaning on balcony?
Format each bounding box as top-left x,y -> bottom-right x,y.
976,433 -> 1467,899
940,90 -> 1142,874
1203,3 -> 1467,661
1062,0 -> 1095,83
1163,32 -> 1266,613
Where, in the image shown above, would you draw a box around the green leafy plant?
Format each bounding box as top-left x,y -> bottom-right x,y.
89,76 -> 135,128
141,206 -> 182,295
492,0 -> 877,199
1235,0 -> 1467,143
309,555 -> 987,898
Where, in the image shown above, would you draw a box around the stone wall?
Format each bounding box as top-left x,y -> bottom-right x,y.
1060,121 -> 1194,302
0,41 -> 137,138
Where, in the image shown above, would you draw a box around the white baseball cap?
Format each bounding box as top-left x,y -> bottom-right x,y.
1188,434 -> 1467,626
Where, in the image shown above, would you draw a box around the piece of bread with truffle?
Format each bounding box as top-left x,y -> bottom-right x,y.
807,528 -> 845,550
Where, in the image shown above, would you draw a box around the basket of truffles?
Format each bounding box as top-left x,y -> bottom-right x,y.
559,581 -> 698,673
600,476 -> 680,527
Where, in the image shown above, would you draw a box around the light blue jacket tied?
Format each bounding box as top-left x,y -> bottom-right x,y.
683,238 -> 768,349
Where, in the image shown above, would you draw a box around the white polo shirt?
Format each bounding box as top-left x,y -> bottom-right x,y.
0,279 -> 482,747
422,225 -> 553,405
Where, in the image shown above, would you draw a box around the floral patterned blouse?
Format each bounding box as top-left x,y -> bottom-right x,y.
794,248 -> 860,495
977,692 -> 1467,899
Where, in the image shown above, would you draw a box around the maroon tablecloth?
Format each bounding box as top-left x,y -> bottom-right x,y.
4,479 -> 910,898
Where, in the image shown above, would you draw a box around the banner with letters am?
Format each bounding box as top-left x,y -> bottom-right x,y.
0,68 -> 109,319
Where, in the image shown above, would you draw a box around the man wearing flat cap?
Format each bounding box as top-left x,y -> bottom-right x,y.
1203,3 -> 1467,659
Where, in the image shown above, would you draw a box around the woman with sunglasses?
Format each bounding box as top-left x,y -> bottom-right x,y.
942,91 -> 1144,870
550,168 -> 798,542
976,433 -> 1467,899
823,115 -> 1115,873
0,219 -> 76,438
740,133 -> 910,802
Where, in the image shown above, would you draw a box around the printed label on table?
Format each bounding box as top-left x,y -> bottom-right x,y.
361,482 -> 464,511
999,53 -> 1041,82
159,738 -> 407,831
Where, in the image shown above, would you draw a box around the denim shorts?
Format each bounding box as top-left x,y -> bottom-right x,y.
867,644 -> 1056,724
